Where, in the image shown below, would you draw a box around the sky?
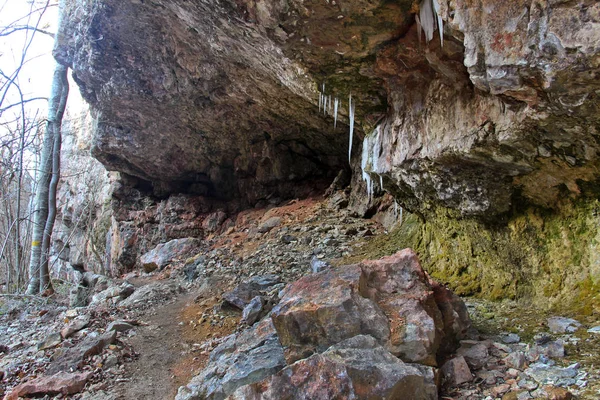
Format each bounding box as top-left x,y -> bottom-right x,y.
0,0 -> 85,174
0,0 -> 58,118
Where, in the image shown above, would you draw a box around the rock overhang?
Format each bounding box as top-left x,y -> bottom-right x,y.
55,0 -> 600,216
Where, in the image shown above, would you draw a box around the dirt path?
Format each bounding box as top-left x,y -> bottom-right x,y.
113,293 -> 193,400
109,279 -> 239,400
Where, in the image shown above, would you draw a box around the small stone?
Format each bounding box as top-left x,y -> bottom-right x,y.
547,317 -> 581,334
107,320 -> 135,333
534,333 -> 552,345
501,333 -> 521,344
504,351 -> 527,370
587,325 -> 600,334
310,255 -> 330,273
258,217 -> 281,233
491,383 -> 511,397
65,309 -> 79,318
104,354 -> 119,368
506,368 -> 520,378
441,356 -> 473,385
458,342 -> 489,370
38,333 -> 63,350
61,315 -> 91,339
524,362 -> 578,385
529,339 -> 565,359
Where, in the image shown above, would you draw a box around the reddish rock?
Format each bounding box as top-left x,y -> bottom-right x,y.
360,249 -> 444,366
271,249 -> 469,366
430,279 -> 472,353
441,355 -> 473,386
3,371 -> 92,399
271,265 -> 390,363
229,335 -> 438,400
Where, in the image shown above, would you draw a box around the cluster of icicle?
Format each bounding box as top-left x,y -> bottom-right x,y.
318,85 -> 355,163
318,86 -> 404,225
361,125 -> 404,225
416,0 -> 443,47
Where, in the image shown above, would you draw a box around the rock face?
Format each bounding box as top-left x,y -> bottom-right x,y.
178,250 -> 470,399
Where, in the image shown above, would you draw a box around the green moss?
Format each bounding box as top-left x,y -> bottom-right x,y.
343,199 -> 600,313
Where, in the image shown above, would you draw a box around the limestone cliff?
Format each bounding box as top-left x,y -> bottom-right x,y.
54,0 -> 600,307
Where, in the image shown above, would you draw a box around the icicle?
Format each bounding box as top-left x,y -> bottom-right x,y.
379,174 -> 383,189
419,0 -> 435,43
432,0 -> 443,48
348,95 -> 354,163
416,14 -> 422,46
361,133 -> 371,200
318,91 -> 322,112
334,98 -> 339,128
394,200 -> 398,216
399,206 -> 403,226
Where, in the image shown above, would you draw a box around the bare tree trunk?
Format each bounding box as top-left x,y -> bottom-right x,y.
26,63 -> 68,295
39,65 -> 68,293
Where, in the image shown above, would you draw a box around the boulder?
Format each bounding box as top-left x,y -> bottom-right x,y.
229,335 -> 438,400
258,217 -> 282,233
360,250 -> 445,365
271,264 -> 390,363
176,319 -> 286,400
140,237 -> 200,272
272,249 -> 462,365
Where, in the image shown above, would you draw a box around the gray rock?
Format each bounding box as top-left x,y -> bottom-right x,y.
547,317 -> 581,334
524,362 -> 579,385
140,238 -> 200,272
47,331 -> 117,374
310,255 -> 330,273
501,333 -> 521,344
457,342 -> 489,370
229,335 -> 437,400
258,217 -> 281,233
38,333 -> 63,351
120,281 -> 182,307
529,339 -> 565,359
587,325 -> 600,334
175,319 -> 285,400
61,315 -> 91,339
441,355 -> 473,386
241,296 -> 264,325
222,275 -> 281,310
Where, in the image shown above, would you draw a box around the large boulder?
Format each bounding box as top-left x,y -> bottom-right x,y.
229,335 -> 438,400
271,249 -> 466,366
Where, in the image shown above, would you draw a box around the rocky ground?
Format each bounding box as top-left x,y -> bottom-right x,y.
1,195 -> 600,399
